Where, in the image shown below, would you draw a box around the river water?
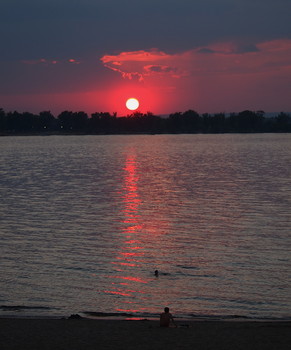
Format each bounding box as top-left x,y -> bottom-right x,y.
1,134 -> 290,320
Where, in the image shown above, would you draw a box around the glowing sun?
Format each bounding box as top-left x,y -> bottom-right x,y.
126,98 -> 139,111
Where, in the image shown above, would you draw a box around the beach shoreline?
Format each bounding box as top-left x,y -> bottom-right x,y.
1,317 -> 290,350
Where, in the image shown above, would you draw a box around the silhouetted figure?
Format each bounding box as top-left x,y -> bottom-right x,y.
154,270 -> 159,277
160,307 -> 176,327
68,314 -> 82,319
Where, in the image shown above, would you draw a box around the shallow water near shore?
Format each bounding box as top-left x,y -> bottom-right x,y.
1,134 -> 291,320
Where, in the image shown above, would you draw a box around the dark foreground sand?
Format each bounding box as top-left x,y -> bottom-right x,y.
0,318 -> 290,350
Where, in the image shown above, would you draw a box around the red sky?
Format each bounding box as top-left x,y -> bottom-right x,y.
100,39 -> 291,115
1,1 -> 291,116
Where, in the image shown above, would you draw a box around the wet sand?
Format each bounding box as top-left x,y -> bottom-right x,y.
0,318 -> 290,350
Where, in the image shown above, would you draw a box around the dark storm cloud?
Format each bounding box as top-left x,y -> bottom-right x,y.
197,48 -> 216,54
0,57 -> 115,95
197,43 -> 259,55
144,65 -> 176,73
1,0 -> 291,61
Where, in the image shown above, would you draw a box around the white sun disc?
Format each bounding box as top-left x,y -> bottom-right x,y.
126,98 -> 139,111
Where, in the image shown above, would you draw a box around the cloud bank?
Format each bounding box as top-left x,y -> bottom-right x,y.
100,39 -> 291,82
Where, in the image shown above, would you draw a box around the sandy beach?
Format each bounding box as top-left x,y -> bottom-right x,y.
0,318 -> 290,350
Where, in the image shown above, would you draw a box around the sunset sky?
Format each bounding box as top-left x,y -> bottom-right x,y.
1,0 -> 291,116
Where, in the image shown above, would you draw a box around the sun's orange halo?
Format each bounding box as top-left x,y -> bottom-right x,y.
126,98 -> 139,111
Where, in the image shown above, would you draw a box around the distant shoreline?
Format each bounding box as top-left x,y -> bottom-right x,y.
1,131 -> 291,137
1,109 -> 290,134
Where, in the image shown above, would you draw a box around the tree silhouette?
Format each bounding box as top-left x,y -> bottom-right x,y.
39,111 -> 56,131
58,111 -> 89,131
0,108 -> 6,132
89,112 -> 117,133
0,108 -> 290,135
274,112 -> 291,132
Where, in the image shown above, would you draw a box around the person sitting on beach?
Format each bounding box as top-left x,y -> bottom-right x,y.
160,307 -> 177,327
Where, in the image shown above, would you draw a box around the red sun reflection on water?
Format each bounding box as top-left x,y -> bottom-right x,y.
105,153 -> 148,308
102,147 -> 174,316
121,155 -> 142,230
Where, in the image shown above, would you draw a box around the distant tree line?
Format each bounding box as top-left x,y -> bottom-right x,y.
0,108 -> 290,135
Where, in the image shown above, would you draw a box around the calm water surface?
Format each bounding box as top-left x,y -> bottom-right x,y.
1,134 -> 291,319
